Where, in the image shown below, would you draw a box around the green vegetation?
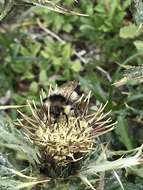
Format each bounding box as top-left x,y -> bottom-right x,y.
1,0 -> 143,189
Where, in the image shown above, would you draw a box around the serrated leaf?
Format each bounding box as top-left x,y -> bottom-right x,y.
0,153 -> 14,177
133,0 -> 143,25
0,0 -> 14,20
0,117 -> 40,164
0,177 -> 22,190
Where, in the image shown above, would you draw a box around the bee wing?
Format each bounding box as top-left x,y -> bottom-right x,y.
59,81 -> 79,101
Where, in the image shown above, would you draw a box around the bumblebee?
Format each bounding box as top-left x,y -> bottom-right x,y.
43,81 -> 79,122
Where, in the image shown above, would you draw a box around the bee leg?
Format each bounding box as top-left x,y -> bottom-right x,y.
74,109 -> 80,128
54,118 -> 58,124
64,113 -> 69,127
47,105 -> 52,128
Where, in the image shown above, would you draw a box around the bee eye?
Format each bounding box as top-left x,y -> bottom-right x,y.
71,107 -> 74,111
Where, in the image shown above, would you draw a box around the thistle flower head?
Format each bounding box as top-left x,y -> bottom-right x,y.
17,83 -> 116,176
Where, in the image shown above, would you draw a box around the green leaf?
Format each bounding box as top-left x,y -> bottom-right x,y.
11,60 -> 31,74
116,116 -> 134,150
28,42 -> 41,56
29,82 -> 38,93
39,70 -> 48,84
71,61 -> 82,72
53,57 -> 62,66
134,40 -> 143,51
62,44 -> 72,59
63,23 -> 73,32
119,24 -> 141,39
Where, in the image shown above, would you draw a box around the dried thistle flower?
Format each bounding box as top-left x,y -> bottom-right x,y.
17,83 -> 116,177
